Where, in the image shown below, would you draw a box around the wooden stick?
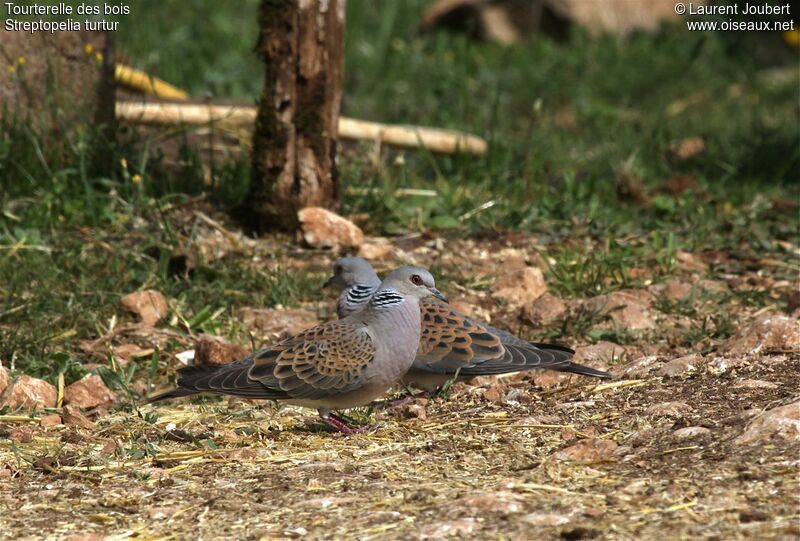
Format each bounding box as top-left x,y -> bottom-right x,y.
115,65 -> 189,101
115,100 -> 487,156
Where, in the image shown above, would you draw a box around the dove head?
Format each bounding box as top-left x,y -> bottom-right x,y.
323,256 -> 380,290
379,266 -> 447,302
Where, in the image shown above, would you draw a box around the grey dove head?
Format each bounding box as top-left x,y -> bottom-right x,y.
323,256 -> 380,290
379,266 -> 447,302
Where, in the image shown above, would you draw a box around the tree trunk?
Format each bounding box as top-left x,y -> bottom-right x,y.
0,31 -> 115,175
248,0 -> 345,232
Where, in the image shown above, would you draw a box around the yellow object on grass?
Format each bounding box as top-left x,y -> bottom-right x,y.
785,29 -> 800,48
115,64 -> 189,100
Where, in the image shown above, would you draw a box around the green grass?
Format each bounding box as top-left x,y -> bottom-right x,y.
1,0 -> 798,378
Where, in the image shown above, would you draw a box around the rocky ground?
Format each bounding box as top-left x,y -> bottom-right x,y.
1,211 -> 798,540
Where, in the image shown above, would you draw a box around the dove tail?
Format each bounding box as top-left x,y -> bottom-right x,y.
553,361 -> 612,379
524,342 -> 612,379
146,387 -> 200,403
145,365 -> 226,403
149,361 -> 290,401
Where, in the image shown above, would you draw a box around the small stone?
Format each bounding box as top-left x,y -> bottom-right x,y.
61,405 -> 96,429
523,292 -> 567,325
420,518 -> 478,538
532,371 -> 571,389
482,386 -> 505,402
612,445 -> 633,458
504,388 -> 533,403
733,379 -> 779,390
458,491 -> 523,515
670,136 -> 705,161
676,250 -> 708,272
99,439 -> 117,455
672,426 -> 711,441
707,356 -> 748,374
646,401 -> 692,417
227,448 -> 258,461
9,427 -> 33,443
658,354 -> 704,377
120,290 -> 169,327
556,438 -> 618,463
237,307 -> 318,338
148,506 -> 181,520
358,242 -> 394,261
561,427 -> 578,441
40,414 -> 62,428
491,266 -> 547,308
2,375 -> 57,411
585,290 -> 656,331
298,207 -> 364,250
521,513 -> 571,526
735,401 -> 800,445
719,314 -> 800,356
573,341 -> 625,366
194,335 -> 248,367
650,279 -> 693,301
496,248 -> 528,271
0,361 -> 8,395
628,428 -> 660,447
64,375 -> 117,409
617,355 -> 661,378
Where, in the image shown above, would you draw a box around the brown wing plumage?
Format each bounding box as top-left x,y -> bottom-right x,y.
416,299 -> 506,370
248,320 -> 375,399
152,320 -> 376,402
414,299 -> 581,376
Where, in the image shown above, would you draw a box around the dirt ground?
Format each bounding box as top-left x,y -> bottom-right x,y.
1,228 -> 799,541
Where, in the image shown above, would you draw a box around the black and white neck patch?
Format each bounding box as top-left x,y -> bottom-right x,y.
369,289 -> 405,308
346,284 -> 377,307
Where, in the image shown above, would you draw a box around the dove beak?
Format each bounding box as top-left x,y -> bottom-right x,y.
429,287 -> 448,303
322,275 -> 335,289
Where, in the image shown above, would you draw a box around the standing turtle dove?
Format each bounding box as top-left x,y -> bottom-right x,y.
150,266 -> 446,434
324,257 -> 611,392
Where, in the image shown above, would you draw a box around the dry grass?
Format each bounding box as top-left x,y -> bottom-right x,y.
2,349 -> 798,540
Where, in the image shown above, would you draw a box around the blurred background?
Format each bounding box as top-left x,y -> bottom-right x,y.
3,0 -> 798,233
0,0 -> 797,378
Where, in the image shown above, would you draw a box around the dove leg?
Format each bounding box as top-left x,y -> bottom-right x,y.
317,408 -> 368,435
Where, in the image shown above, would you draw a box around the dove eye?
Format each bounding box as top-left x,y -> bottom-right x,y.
410,274 -> 423,286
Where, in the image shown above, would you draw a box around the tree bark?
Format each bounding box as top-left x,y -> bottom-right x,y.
0,31 -> 115,175
248,0 -> 344,232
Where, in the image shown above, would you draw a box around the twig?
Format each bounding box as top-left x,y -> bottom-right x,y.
591,379 -> 649,393
116,100 -> 488,156
116,64 -> 189,100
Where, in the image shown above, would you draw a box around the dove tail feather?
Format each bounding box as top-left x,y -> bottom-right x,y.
147,363 -> 290,402
553,362 -> 612,379
146,387 -> 200,403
